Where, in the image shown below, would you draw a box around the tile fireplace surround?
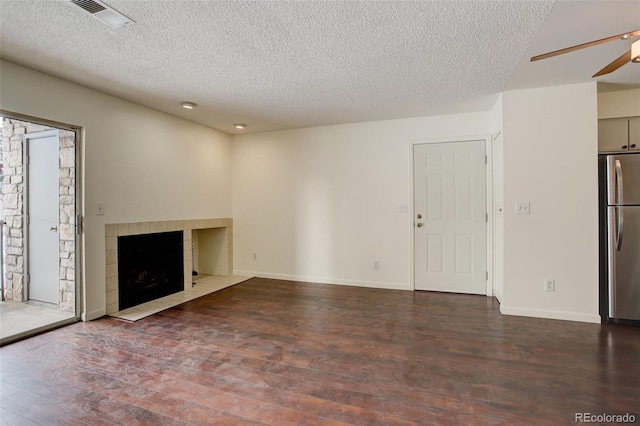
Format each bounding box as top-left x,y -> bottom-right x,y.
105,218 -> 233,315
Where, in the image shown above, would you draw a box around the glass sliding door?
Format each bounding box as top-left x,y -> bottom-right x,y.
0,114 -> 81,345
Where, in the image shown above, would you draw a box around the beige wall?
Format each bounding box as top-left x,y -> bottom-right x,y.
232,113 -> 493,289
502,82 -> 600,323
0,60 -> 232,320
598,88 -> 640,119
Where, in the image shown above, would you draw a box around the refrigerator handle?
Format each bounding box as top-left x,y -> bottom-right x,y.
615,159 -> 623,205
616,206 -> 624,251
614,160 -> 624,251
607,207 -> 616,317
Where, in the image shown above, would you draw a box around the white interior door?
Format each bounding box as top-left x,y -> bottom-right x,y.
27,131 -> 60,305
414,140 -> 487,294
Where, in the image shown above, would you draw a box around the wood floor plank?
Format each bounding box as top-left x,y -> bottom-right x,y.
1,278 -> 639,425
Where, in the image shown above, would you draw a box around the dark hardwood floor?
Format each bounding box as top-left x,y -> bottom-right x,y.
1,278 -> 639,425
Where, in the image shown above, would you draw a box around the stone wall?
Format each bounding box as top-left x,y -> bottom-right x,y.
1,118 -> 76,311
58,131 -> 76,312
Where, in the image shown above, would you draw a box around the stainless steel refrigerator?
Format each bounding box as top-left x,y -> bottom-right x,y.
599,153 -> 640,323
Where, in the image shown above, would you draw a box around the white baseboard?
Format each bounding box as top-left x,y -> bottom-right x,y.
500,305 -> 600,324
233,270 -> 410,291
82,308 -> 106,322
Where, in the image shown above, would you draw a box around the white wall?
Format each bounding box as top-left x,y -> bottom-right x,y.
232,113 -> 492,289
490,93 -> 503,138
501,82 -> 600,323
0,60 -> 232,320
598,88 -> 640,119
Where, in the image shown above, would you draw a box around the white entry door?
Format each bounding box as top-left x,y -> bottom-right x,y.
26,130 -> 60,305
414,140 -> 487,294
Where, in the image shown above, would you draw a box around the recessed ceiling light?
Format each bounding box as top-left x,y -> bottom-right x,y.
234,123 -> 248,130
180,101 -> 197,110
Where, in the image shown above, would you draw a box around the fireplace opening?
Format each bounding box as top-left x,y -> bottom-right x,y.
118,231 -> 184,310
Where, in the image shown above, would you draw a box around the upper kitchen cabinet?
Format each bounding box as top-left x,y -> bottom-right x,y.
598,117 -> 639,153
629,117 -> 640,152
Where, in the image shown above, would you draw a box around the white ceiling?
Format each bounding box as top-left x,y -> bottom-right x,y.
0,0 -> 638,134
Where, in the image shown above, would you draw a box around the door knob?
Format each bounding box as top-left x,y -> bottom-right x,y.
416,223 -> 424,228
50,226 -> 58,231
416,213 -> 422,219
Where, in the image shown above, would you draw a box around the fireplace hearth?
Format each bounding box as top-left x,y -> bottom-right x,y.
118,231 -> 184,310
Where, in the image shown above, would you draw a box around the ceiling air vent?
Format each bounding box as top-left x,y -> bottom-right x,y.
69,0 -> 134,29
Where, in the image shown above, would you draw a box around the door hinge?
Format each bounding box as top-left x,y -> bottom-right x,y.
486,271 -> 489,281
76,214 -> 84,234
485,155 -> 487,164
26,273 -> 30,285
486,213 -> 488,222
26,214 -> 30,224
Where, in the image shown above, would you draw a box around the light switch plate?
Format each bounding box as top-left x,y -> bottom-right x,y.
96,202 -> 105,216
516,201 -> 530,215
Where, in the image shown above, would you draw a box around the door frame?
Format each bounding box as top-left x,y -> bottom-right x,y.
409,135 -> 494,296
24,129 -> 60,304
1,109 -> 84,321
492,131 -> 504,303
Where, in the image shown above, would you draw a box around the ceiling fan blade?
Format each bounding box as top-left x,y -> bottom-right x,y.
531,29 -> 640,62
592,51 -> 631,77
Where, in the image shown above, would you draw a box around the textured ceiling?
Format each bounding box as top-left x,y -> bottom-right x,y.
0,1 -> 637,134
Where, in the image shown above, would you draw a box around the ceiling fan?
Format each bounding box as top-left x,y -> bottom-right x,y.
531,29 -> 640,77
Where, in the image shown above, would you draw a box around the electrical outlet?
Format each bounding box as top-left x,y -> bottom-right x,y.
96,202 -> 105,216
544,279 -> 555,292
252,253 -> 257,261
399,203 -> 408,213
373,260 -> 380,269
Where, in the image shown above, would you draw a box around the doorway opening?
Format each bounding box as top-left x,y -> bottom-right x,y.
0,114 -> 81,345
